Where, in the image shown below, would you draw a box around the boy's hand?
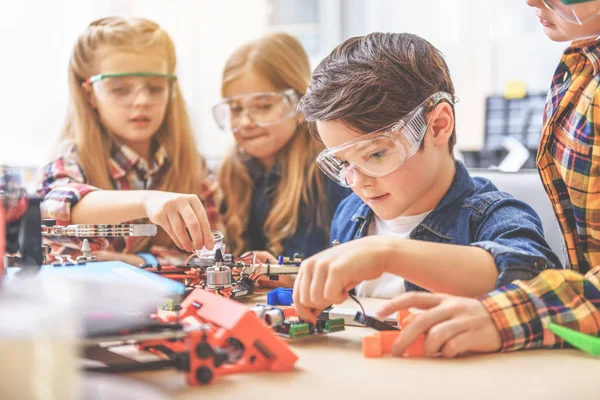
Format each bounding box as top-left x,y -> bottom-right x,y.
377,292 -> 502,358
143,191 -> 213,253
293,237 -> 390,322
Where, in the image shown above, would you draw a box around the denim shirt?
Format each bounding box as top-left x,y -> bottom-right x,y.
244,158 -> 351,258
330,161 -> 562,291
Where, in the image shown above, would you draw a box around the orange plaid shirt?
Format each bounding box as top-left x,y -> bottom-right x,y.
479,38 -> 600,351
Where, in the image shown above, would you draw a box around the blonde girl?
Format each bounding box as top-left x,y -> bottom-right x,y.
214,33 -> 350,264
38,17 -> 220,266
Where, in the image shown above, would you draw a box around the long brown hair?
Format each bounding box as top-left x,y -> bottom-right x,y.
299,32 -> 457,152
59,17 -> 207,251
219,32 -> 329,256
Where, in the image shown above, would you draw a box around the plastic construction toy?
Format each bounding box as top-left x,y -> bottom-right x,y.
251,305 -> 345,339
141,249 -> 303,300
86,288 -> 298,385
267,287 -> 293,306
548,323 -> 600,357
359,309 -> 426,358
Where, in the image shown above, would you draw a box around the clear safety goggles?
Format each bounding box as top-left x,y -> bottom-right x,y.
543,0 -> 600,25
86,72 -> 177,106
316,92 -> 457,188
212,89 -> 299,133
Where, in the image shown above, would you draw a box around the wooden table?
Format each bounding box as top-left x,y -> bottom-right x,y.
86,295 -> 599,400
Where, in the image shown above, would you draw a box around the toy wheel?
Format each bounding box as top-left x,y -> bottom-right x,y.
195,342 -> 214,359
195,366 -> 213,384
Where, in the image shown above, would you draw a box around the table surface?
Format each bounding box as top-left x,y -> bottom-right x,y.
86,295 -> 599,400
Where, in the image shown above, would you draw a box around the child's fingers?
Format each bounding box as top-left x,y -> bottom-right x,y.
180,205 -> 203,250
295,302 -> 317,323
297,261 -> 314,307
377,292 -> 443,318
292,267 -> 305,309
168,213 -> 193,252
323,271 -> 351,306
423,316 -> 471,356
190,197 -> 213,250
440,331 -> 473,358
392,306 -> 453,356
160,215 -> 184,250
253,251 -> 278,264
309,263 -> 328,306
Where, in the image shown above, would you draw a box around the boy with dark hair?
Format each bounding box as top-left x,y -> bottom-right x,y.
292,32 -> 561,323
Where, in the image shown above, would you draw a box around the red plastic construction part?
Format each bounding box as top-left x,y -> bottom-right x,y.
140,288 -> 298,384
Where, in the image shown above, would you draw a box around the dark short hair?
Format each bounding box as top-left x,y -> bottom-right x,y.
299,32 -> 457,152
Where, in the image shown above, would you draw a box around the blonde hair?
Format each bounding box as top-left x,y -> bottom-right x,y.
219,32 -> 330,256
60,17 -> 207,251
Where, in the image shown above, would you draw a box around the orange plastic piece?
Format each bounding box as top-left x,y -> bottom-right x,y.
362,308 -> 426,358
178,288 -> 298,384
363,331 -> 401,357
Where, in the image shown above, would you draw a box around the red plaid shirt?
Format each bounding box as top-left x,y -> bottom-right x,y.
37,142 -> 221,265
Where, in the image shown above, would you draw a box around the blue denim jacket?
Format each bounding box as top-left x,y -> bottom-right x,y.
242,158 -> 351,258
330,162 -> 562,291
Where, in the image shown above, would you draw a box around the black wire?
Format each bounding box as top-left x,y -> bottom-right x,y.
348,293 -> 366,316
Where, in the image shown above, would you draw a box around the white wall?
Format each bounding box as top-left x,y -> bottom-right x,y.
0,0 -> 568,168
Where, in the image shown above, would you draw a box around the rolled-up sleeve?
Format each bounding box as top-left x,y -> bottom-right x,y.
479,266 -> 600,351
37,157 -> 99,225
470,196 -> 562,287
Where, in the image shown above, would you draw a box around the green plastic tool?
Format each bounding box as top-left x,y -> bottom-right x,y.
548,323 -> 600,356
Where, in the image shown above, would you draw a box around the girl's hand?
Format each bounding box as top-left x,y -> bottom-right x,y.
143,191 -> 213,252
377,292 -> 502,358
241,250 -> 295,288
293,237 -> 390,322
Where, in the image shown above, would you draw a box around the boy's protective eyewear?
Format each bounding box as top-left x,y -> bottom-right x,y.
543,0 -> 600,25
316,92 -> 457,188
86,72 -> 177,106
212,89 -> 299,133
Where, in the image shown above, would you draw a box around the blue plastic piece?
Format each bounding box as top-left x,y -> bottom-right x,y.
267,287 -> 294,306
278,255 -> 284,265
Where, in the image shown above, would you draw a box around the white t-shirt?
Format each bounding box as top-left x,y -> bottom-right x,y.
354,210 -> 431,299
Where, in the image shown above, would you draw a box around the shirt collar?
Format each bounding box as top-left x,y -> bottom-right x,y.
108,141 -> 169,180
245,157 -> 282,182
418,161 -> 475,239
351,161 -> 475,240
566,38 -> 600,76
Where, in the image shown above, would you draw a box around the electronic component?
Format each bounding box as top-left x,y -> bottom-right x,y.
251,305 -> 345,339
354,312 -> 399,331
41,219 -> 157,237
143,249 -> 302,301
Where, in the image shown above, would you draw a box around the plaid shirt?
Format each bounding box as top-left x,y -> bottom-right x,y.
480,39 -> 600,351
37,142 -> 221,265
